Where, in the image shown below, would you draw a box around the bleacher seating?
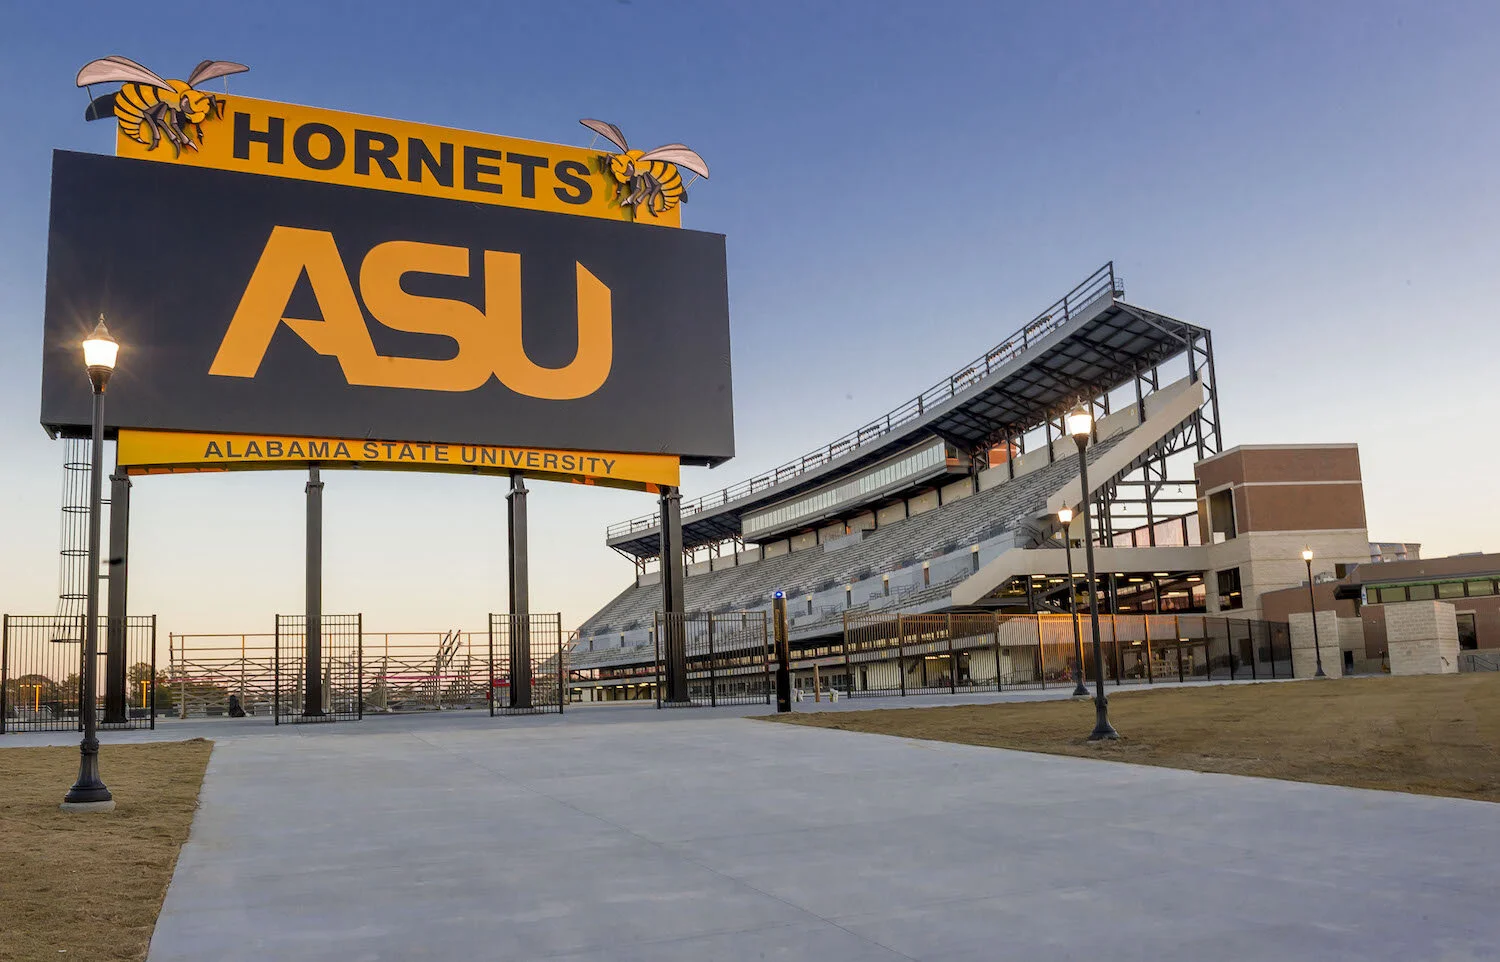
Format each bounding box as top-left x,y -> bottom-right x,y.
575,434 -> 1125,658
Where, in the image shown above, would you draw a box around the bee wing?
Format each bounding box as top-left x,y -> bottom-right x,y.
637,145 -> 709,179
187,60 -> 249,88
579,118 -> 629,152
76,56 -> 173,91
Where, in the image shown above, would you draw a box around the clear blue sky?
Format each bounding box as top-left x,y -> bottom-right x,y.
0,0 -> 1496,634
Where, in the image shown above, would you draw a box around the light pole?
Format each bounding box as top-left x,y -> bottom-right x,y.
1067,403 -> 1118,740
1303,548 -> 1326,678
63,316 -> 118,812
1058,507 -> 1088,697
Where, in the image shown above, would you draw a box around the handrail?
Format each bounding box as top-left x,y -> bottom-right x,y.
607,262 -> 1121,540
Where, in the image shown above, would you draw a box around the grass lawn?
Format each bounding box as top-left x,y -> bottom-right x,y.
764,675 -> 1500,802
0,739 -> 213,962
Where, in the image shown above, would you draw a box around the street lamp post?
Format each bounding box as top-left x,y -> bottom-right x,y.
63,316 -> 118,812
1067,404 -> 1118,740
1303,548 -> 1326,678
1058,507 -> 1089,697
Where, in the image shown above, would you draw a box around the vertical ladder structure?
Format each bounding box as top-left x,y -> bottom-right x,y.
54,438 -> 98,641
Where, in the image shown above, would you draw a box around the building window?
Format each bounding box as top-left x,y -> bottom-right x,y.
1467,580 -> 1495,596
1438,582 -> 1466,600
1408,584 -> 1437,601
1208,489 -> 1236,542
923,563 -> 931,587
1216,568 -> 1243,610
1457,613 -> 1478,651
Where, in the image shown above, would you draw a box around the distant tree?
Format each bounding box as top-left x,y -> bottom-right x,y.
128,661 -> 174,710
5,672 -> 60,712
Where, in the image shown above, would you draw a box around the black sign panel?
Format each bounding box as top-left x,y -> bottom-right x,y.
40,150 -> 734,464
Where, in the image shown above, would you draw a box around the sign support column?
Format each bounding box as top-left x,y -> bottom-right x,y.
304,465 -> 324,717
659,486 -> 689,704
103,469 -> 131,723
507,473 -> 532,709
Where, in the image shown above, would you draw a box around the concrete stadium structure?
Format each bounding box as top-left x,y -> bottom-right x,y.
571,263 -> 1441,702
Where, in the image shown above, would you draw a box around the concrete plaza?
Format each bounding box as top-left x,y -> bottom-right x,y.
13,694 -> 1499,961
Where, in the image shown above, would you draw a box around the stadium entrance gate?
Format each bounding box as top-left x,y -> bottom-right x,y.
274,614 -> 363,724
658,611 -> 773,707
488,613 -> 566,715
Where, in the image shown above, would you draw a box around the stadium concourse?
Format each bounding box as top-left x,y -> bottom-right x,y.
570,263 -> 1373,702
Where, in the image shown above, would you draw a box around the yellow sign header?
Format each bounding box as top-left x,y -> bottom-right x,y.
116,94 -> 680,227
116,430 -> 679,492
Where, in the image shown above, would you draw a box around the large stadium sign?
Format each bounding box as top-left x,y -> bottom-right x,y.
48,57 -> 733,488
30,55 -> 725,726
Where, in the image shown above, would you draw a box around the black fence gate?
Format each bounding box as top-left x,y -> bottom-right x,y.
668,611 -> 772,707
1,614 -> 157,734
274,614 -> 363,724
488,613 -> 565,715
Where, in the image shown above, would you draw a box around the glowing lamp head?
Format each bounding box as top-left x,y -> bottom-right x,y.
82,315 -> 119,392
1058,507 -> 1073,525
83,316 -> 118,372
773,590 -> 785,600
1301,549 -> 1313,562
1065,404 -> 1092,439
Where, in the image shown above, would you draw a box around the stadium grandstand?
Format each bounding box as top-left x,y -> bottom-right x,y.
570,262 -> 1373,701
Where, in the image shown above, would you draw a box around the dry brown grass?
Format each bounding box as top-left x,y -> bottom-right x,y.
765,675 -> 1500,802
0,739 -> 213,962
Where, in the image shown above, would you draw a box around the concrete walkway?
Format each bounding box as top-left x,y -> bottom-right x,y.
26,701 -> 1500,961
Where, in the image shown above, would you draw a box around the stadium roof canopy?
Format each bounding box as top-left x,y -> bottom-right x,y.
607,262 -> 1212,560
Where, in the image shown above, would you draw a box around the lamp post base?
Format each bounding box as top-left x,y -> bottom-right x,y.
63,736 -> 113,806
60,799 -> 116,813
1088,697 -> 1119,741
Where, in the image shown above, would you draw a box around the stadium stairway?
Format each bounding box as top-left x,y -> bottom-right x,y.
951,378 -> 1209,606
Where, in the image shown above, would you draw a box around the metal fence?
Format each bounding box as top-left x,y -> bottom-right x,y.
674,611 -> 772,706
274,614 -> 363,724
489,613 -> 565,715
568,611 -> 771,707
838,612 -> 1293,697
2,614 -> 157,733
170,630 -> 491,717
